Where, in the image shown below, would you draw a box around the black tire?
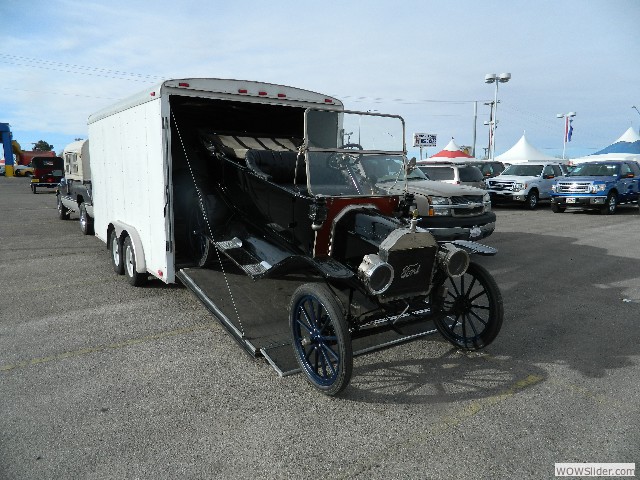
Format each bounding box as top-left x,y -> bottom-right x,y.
551,202 -> 565,213
109,230 -> 124,275
123,236 -> 147,287
79,203 -> 94,235
32,184 -> 37,194
57,194 -> 70,220
289,283 -> 353,396
187,194 -> 218,267
432,262 -> 503,350
601,193 -> 617,215
525,190 -> 538,210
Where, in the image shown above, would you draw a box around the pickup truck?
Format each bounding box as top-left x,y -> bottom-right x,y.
550,160 -> 640,214
56,140 -> 94,234
485,162 -> 568,209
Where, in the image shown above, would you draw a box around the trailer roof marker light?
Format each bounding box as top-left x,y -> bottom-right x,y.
277,93 -> 286,98
238,88 -> 248,94
258,91 -> 268,96
324,99 -> 333,103
150,91 -> 156,96
178,82 -> 190,87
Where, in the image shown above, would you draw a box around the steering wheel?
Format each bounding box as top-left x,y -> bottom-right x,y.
326,143 -> 364,170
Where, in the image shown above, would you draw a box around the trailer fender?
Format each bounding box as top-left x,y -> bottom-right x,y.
109,221 -> 147,273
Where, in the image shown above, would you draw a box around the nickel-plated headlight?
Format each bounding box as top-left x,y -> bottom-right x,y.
358,254 -> 394,295
437,244 -> 470,278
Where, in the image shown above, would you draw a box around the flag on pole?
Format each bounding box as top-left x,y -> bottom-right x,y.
568,119 -> 574,142
565,117 -> 574,142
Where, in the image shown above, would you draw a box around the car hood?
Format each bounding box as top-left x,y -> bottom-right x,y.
377,179 -> 486,197
561,175 -> 617,182
489,175 -> 538,182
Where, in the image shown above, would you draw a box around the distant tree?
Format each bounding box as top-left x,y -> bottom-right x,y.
33,140 -> 54,151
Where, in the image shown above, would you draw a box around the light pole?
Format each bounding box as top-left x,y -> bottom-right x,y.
484,73 -> 511,161
556,112 -> 576,159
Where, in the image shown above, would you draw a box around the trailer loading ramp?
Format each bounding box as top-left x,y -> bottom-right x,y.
177,267 -> 436,377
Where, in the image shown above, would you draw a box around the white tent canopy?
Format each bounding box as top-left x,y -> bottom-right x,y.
496,134 -> 557,164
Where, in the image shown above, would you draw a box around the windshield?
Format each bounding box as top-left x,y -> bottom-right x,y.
502,164 -> 543,177
304,109 -> 407,196
568,163 -> 619,177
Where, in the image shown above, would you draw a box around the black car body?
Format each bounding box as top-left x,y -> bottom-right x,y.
30,156 -> 63,193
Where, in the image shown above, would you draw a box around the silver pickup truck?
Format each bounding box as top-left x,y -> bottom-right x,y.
486,162 -> 568,209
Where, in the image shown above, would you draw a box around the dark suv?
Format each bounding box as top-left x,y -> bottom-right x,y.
30,156 -> 63,193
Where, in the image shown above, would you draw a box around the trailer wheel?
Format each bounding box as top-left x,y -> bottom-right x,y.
79,203 -> 94,236
289,283 -> 352,396
123,236 -> 147,287
432,262 -> 503,350
109,230 -> 124,275
57,194 -> 70,220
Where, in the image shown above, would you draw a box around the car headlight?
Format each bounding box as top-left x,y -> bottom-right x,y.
483,193 -> 491,212
551,184 -> 557,192
513,183 -> 526,191
428,196 -> 451,216
590,184 -> 606,193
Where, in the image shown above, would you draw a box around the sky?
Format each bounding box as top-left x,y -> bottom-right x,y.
1,0 -> 639,162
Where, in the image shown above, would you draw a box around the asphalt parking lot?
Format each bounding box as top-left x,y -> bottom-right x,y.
1,175 -> 638,479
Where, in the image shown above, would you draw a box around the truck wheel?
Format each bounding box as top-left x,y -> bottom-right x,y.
123,236 -> 147,287
289,283 -> 352,396
109,230 -> 124,275
525,190 -> 538,210
79,203 -> 94,235
32,185 -> 37,194
601,193 -> 617,215
431,262 -> 503,350
57,194 -> 70,220
551,202 -> 565,213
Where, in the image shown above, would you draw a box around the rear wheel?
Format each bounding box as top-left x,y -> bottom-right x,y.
79,203 -> 94,235
57,194 -> 70,220
601,193 -> 617,215
432,262 -> 503,350
31,185 -> 37,194
123,236 -> 147,287
109,230 -> 124,275
289,283 -> 352,396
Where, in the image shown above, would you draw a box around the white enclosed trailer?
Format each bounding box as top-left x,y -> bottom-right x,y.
88,78 -> 342,286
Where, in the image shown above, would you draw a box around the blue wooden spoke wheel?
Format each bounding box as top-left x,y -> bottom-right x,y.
289,283 -> 352,396
432,262 -> 503,350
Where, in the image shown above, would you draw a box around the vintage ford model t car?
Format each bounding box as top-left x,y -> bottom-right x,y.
89,80 -> 503,395
179,109 -> 504,395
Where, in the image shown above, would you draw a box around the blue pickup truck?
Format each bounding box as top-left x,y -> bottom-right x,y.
550,160 -> 640,214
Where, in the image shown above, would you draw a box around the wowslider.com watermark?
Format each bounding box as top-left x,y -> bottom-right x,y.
555,463 -> 635,477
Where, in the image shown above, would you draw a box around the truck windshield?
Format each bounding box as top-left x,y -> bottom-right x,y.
502,164 -> 543,177
303,109 -> 407,196
568,163 -> 619,176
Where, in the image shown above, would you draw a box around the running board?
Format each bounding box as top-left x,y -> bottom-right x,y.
213,237 -> 269,277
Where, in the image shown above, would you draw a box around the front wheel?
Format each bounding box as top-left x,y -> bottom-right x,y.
551,202 -> 565,213
32,185 -> 37,194
123,236 -> 147,287
601,193 -> 617,215
525,190 -> 538,210
289,283 -> 352,396
432,262 -> 503,350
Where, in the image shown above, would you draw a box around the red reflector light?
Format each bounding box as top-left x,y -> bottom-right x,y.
150,92 -> 156,96
238,89 -> 248,94
258,91 -> 267,96
277,93 -> 286,98
324,99 -> 333,103
178,82 -> 189,87
157,270 -> 164,277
